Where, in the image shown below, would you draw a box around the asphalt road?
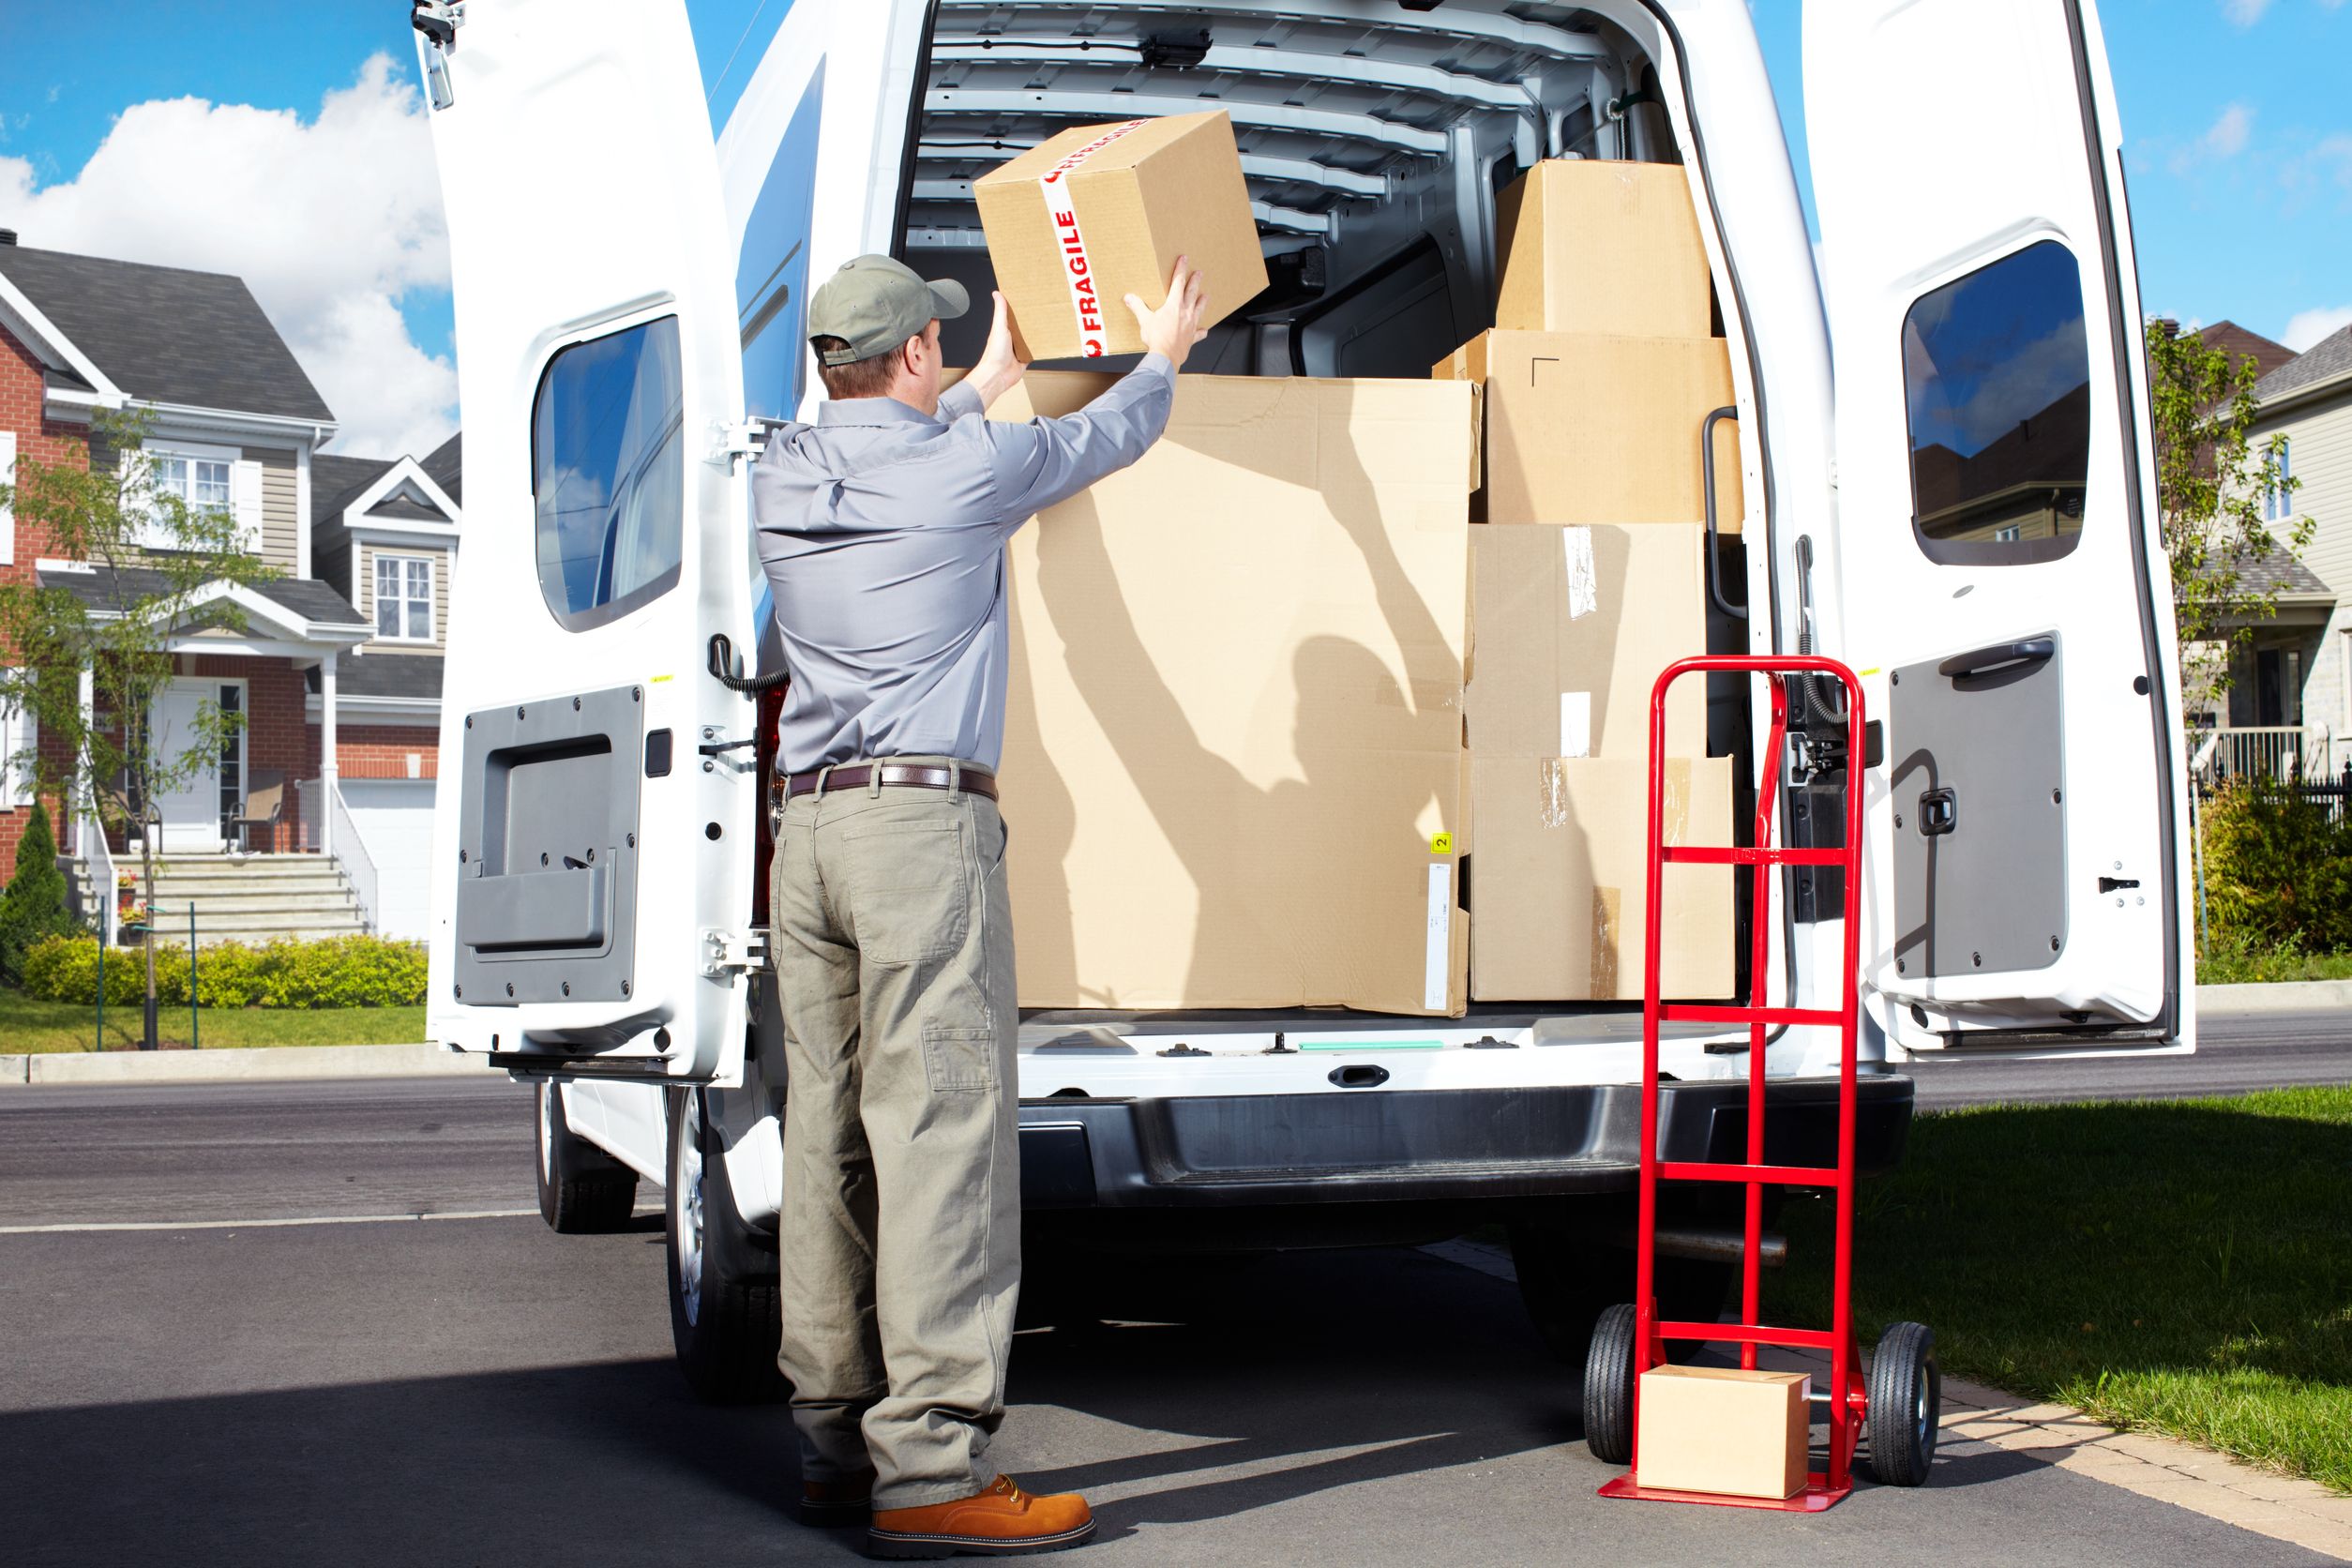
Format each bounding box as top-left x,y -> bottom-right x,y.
1908,1006 -> 2352,1108
1,1008 -> 2345,1566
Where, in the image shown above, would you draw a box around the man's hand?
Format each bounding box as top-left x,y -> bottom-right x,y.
1126,256 -> 1210,365
967,291 -> 1029,409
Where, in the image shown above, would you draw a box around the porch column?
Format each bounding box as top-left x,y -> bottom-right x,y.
320,651 -> 338,858
78,662 -> 115,946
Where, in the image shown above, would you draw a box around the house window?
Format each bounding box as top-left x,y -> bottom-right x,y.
1901,239 -> 2092,566
217,683 -> 244,829
152,453 -> 234,513
133,441 -> 245,550
375,554 -> 435,641
2265,436 -> 2293,523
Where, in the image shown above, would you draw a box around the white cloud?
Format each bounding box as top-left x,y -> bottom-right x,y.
2166,103 -> 2257,177
0,55 -> 454,458
2284,305 -> 2352,352
2223,0 -> 2275,23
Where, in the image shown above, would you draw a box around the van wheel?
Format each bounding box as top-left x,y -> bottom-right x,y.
1583,1303 -> 1638,1466
665,1088 -> 785,1404
535,1079 -> 638,1233
1867,1320 -> 1941,1486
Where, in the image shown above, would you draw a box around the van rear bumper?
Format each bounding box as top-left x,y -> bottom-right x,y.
1015,1075 -> 1914,1209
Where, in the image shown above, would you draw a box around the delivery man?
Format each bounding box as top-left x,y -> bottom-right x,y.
751,252 -> 1209,1559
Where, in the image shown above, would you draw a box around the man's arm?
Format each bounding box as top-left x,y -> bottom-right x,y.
973,257 -> 1211,527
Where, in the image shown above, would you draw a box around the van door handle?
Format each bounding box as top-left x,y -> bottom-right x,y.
1937,638 -> 2055,680
1701,406 -> 1743,618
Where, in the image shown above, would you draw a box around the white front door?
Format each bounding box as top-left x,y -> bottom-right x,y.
1805,0 -> 2187,1048
148,680 -> 226,853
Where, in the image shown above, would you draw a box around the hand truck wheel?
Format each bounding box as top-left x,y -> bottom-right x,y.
1582,1303 -> 1638,1466
1866,1320 -> 1941,1486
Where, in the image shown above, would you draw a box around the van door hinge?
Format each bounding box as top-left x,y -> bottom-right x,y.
711,416 -> 792,471
702,927 -> 769,979
412,3 -> 465,109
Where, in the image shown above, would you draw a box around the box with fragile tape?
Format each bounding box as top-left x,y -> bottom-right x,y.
1468,754 -> 1735,1003
1468,523 -> 1707,761
972,111 -> 1270,363
990,369 -> 1478,1016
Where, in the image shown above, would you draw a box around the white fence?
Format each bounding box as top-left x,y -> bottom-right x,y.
294,777 -> 382,934
2186,726 -> 2339,787
79,804 -> 119,946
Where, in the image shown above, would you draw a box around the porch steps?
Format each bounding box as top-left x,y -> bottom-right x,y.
83,854 -> 373,947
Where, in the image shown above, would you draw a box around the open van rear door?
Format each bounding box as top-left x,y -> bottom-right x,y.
1804,0 -> 2188,1048
419,0 -> 761,1083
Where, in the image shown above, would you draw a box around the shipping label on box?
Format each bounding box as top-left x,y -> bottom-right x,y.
1494,159 -> 1714,338
1468,524 -> 1707,761
991,371 -> 1477,1015
1468,754 -> 1735,1003
1636,1364 -> 1810,1500
1436,331 -> 1742,529
973,111 -> 1270,363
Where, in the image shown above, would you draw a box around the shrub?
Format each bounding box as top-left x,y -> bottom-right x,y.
2199,776 -> 2352,955
0,804 -> 83,985
18,933 -> 428,1008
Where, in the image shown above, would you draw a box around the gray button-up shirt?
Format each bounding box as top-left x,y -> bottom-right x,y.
752,356 -> 1176,774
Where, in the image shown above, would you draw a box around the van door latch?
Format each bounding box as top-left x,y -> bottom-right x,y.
1918,787 -> 1958,837
702,928 -> 769,979
411,2 -> 464,109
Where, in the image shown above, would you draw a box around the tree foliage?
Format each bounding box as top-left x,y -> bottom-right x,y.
0,802 -> 82,985
2147,321 -> 2312,711
0,410 -> 272,1020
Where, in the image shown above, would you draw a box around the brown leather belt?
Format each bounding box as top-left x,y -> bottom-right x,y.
776,761 -> 997,801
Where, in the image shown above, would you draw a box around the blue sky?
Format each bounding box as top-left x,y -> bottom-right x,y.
1,1 -> 2346,447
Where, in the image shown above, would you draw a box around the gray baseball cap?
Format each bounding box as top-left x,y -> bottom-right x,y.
807,255 -> 970,366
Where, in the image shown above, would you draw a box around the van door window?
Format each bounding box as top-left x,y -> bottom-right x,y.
1901,239 -> 2090,566
532,315 -> 686,629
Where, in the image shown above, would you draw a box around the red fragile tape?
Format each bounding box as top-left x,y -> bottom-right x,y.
1036,119 -> 1149,357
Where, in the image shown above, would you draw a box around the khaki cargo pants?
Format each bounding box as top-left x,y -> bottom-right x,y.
768,761 -> 1021,1510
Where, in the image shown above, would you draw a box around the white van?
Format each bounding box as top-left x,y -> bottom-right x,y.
418,0 -> 2192,1400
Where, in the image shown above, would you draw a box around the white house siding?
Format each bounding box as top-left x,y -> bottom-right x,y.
2256,383 -> 2352,756
355,539 -> 454,654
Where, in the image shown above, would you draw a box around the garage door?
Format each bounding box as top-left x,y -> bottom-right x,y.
339,778 -> 439,942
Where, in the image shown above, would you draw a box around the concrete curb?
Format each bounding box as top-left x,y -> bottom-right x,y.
0,1041 -> 498,1087
2196,978 -> 2352,1015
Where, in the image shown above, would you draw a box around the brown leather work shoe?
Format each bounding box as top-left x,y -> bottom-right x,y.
867,1475 -> 1094,1559
797,1477 -> 874,1528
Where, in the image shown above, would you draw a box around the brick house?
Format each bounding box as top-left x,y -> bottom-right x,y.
0,233 -> 454,941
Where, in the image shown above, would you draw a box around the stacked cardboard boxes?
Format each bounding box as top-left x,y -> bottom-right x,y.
1446,158 -> 1739,1003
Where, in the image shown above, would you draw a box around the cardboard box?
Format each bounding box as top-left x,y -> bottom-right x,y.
1435,331 -> 1742,529
1469,524 -> 1707,761
1468,755 -> 1735,1002
1494,159 -> 1713,339
991,371 -> 1478,1015
974,112 -> 1270,363
1635,1364 -> 1809,1500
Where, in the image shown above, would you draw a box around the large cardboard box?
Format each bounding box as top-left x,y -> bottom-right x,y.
1635,1364 -> 1809,1500
991,371 -> 1478,1015
1435,331 -> 1742,529
974,112 -> 1270,363
1469,755 -> 1736,1002
1469,524 -> 1707,761
1494,159 -> 1713,339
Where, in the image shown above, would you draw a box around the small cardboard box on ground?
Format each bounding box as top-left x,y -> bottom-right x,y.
1494,159 -> 1713,338
1634,1364 -> 1810,1500
1469,755 -> 1735,1002
1467,524 -> 1708,761
974,111 -> 1270,363
989,370 -> 1478,1016
1435,331 -> 1741,527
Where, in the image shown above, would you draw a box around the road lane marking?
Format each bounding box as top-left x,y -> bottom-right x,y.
0,1207 -> 550,1234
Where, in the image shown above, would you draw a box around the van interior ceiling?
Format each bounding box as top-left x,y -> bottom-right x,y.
904,1 -> 1680,379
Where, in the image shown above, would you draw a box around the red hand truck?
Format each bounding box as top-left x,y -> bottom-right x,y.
1586,654 -> 1938,1510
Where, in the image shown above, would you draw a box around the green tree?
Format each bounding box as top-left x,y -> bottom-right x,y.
0,802 -> 82,985
2147,320 -> 2312,713
0,409 -> 271,1041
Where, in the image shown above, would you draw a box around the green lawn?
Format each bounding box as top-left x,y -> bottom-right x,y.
0,988 -> 427,1053
2197,943 -> 2352,985
1767,1087 -> 2352,1492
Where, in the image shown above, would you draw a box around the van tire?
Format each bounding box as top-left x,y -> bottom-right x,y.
665,1088 -> 785,1405
1866,1320 -> 1941,1486
1583,1303 -> 1638,1466
535,1079 -> 638,1233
